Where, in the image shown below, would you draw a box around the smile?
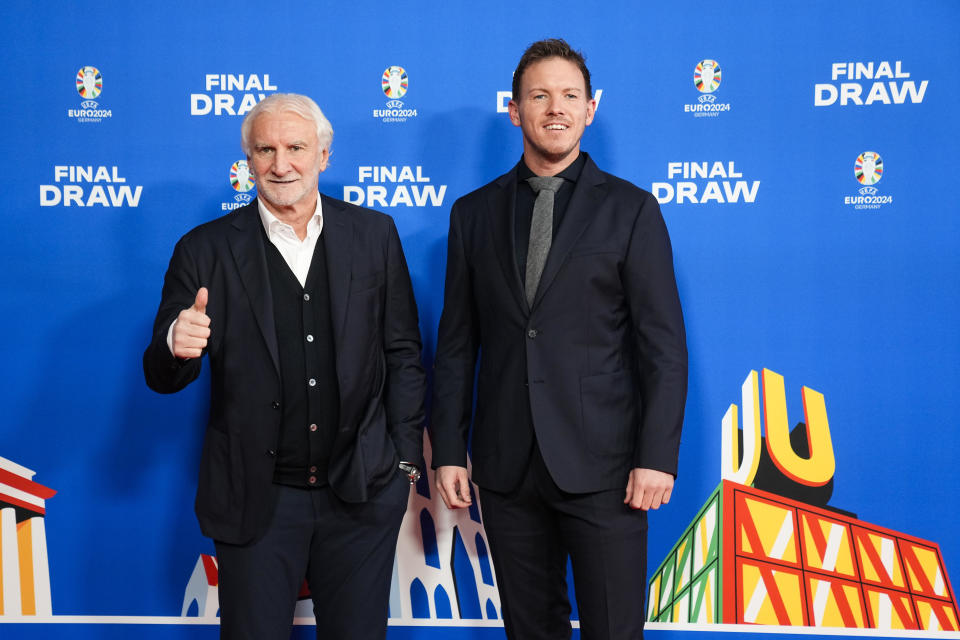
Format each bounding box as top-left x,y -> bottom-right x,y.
545,124 -> 568,130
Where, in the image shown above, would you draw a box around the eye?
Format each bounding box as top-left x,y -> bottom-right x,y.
290,145 -> 303,152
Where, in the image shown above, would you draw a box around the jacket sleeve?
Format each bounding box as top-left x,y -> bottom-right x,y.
622,192 -> 688,475
382,217 -> 427,468
143,234 -> 204,394
430,203 -> 480,469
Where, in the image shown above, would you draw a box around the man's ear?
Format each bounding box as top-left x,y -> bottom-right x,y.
507,99 -> 522,127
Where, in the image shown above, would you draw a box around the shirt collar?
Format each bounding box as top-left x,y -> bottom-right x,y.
256,194 -> 324,241
518,151 -> 586,183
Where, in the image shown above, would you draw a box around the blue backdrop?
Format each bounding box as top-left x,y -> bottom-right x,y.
2,1 -> 959,637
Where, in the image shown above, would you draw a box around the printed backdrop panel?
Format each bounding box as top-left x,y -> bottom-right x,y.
1,0 -> 959,638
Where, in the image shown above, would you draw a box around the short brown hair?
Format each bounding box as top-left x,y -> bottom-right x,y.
512,38 -> 592,100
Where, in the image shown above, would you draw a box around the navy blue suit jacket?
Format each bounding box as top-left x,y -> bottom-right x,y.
144,198 -> 425,544
431,154 -> 687,493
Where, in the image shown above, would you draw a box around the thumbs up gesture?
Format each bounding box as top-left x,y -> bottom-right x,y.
172,288 -> 211,359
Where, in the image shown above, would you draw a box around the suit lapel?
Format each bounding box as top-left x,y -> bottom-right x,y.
228,202 -> 280,375
318,195 -> 353,350
532,155 -> 606,307
486,167 -> 528,314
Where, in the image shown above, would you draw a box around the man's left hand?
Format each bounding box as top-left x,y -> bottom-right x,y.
624,468 -> 674,511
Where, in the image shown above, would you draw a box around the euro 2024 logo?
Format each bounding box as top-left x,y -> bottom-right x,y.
695,59 -> 721,94
846,151 -> 891,210
224,160 -> 254,211
69,66 -> 112,122
76,66 -> 102,103
382,66 -> 408,104
686,59 -> 730,117
855,151 -> 882,186
375,66 -> 417,123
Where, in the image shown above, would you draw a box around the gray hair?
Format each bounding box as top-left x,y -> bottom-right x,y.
240,93 -> 333,157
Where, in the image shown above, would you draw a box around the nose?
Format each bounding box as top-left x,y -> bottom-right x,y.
272,149 -> 292,175
546,95 -> 565,115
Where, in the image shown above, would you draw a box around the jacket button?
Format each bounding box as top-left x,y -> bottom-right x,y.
527,329 -> 538,339
266,449 -> 276,457
271,401 -> 281,410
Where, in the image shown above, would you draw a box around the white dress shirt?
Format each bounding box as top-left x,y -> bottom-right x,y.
256,196 -> 324,287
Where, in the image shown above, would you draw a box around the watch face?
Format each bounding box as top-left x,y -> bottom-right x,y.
399,463 -> 419,482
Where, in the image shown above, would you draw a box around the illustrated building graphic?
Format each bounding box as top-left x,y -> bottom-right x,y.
647,481 -> 958,631
647,369 -> 959,632
183,432 -> 501,623
0,456 -> 56,617
182,553 -> 219,618
390,434 -> 500,622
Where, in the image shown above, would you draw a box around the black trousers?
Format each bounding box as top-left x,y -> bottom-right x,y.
214,473 -> 409,640
479,446 -> 649,640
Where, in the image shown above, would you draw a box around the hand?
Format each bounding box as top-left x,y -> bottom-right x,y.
435,465 -> 472,509
624,467 -> 674,511
172,288 -> 211,359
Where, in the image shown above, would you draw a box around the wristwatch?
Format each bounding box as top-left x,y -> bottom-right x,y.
398,461 -> 421,484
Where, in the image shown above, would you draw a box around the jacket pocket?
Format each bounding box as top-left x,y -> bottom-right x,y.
196,427 -> 242,521
579,370 -> 638,457
351,270 -> 385,294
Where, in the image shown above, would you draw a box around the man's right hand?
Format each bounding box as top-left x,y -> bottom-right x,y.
172,288 -> 211,359
435,465 -> 472,509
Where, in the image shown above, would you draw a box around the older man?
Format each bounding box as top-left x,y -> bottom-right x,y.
432,40 -> 687,638
144,93 -> 425,639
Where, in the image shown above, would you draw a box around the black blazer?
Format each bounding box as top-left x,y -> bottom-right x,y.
144,199 -> 425,544
431,154 -> 687,494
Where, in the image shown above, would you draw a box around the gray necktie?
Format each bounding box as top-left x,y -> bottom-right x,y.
524,176 -> 565,306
